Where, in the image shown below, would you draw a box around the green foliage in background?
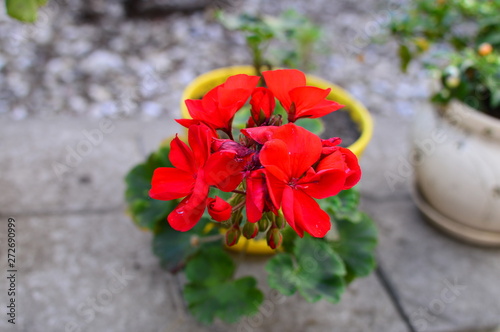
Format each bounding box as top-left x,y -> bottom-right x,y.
217,9 -> 322,76
5,0 -> 47,22
124,144 -> 377,324
388,0 -> 500,118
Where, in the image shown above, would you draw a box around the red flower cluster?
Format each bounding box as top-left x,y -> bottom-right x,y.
150,69 -> 360,242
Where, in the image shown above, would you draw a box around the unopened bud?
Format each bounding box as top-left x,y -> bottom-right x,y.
225,226 -> 241,247
266,228 -> 283,249
258,218 -> 270,232
242,222 -> 259,239
275,213 -> 286,229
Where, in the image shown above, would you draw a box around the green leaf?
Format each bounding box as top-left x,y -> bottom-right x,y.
265,253 -> 297,296
398,44 -> 412,73
152,217 -> 217,272
295,118 -> 325,136
185,246 -> 234,284
280,226 -> 298,254
184,247 -> 264,324
319,188 -> 363,223
331,213 -> 378,282
232,104 -> 251,130
6,0 -> 38,22
124,145 -> 175,230
266,236 -> 346,304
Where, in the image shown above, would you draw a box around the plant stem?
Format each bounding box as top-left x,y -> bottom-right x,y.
232,189 -> 246,195
198,234 -> 224,244
232,200 -> 246,212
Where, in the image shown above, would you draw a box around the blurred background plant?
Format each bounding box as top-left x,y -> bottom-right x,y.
5,0 -> 47,22
388,0 -> 500,119
217,9 -> 322,76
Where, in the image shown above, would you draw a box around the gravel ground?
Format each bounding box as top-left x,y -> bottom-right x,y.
0,0 -> 431,121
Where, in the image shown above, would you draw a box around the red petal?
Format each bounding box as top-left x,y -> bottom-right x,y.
149,167 -> 194,200
293,189 -> 331,238
223,74 -> 260,90
187,123 -> 213,167
339,147 -> 362,189
259,139 -> 291,182
217,87 -> 254,123
298,168 -> 346,199
316,149 -> 346,172
250,87 -> 275,121
281,186 -> 303,237
289,86 -> 330,113
271,124 -> 322,178
175,118 -> 199,129
297,99 -> 345,119
246,170 -> 266,223
207,196 -> 232,221
185,99 -> 208,122
169,136 -> 195,173
204,151 -> 246,192
263,69 -> 306,110
167,177 -> 209,231
264,171 -> 288,215
242,126 -> 279,144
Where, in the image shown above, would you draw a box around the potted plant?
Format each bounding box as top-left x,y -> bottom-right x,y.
388,0 -> 500,245
125,11 -> 377,324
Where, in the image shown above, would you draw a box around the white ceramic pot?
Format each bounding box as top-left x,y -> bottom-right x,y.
412,100 -> 500,245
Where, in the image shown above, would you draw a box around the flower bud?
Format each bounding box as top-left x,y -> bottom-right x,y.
207,196 -> 232,222
275,212 -> 286,229
266,228 -> 283,249
225,226 -> 241,247
242,222 -> 259,239
250,87 -> 275,125
258,218 -> 270,232
478,43 -> 493,56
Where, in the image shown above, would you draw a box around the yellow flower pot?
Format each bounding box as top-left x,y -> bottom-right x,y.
180,66 -> 373,254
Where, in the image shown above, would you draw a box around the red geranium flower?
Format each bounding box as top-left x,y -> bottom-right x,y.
243,123 -> 359,238
149,123 -> 247,231
182,74 -> 260,135
262,69 -> 344,123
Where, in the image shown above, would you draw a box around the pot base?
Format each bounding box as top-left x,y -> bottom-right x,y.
412,184 -> 500,247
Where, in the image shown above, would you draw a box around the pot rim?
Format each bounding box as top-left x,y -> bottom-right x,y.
443,100 -> 500,141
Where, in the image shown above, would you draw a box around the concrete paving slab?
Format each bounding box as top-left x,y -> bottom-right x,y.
0,118 -> 179,215
0,211 -> 408,332
358,112 -> 414,200
363,195 -> 500,332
